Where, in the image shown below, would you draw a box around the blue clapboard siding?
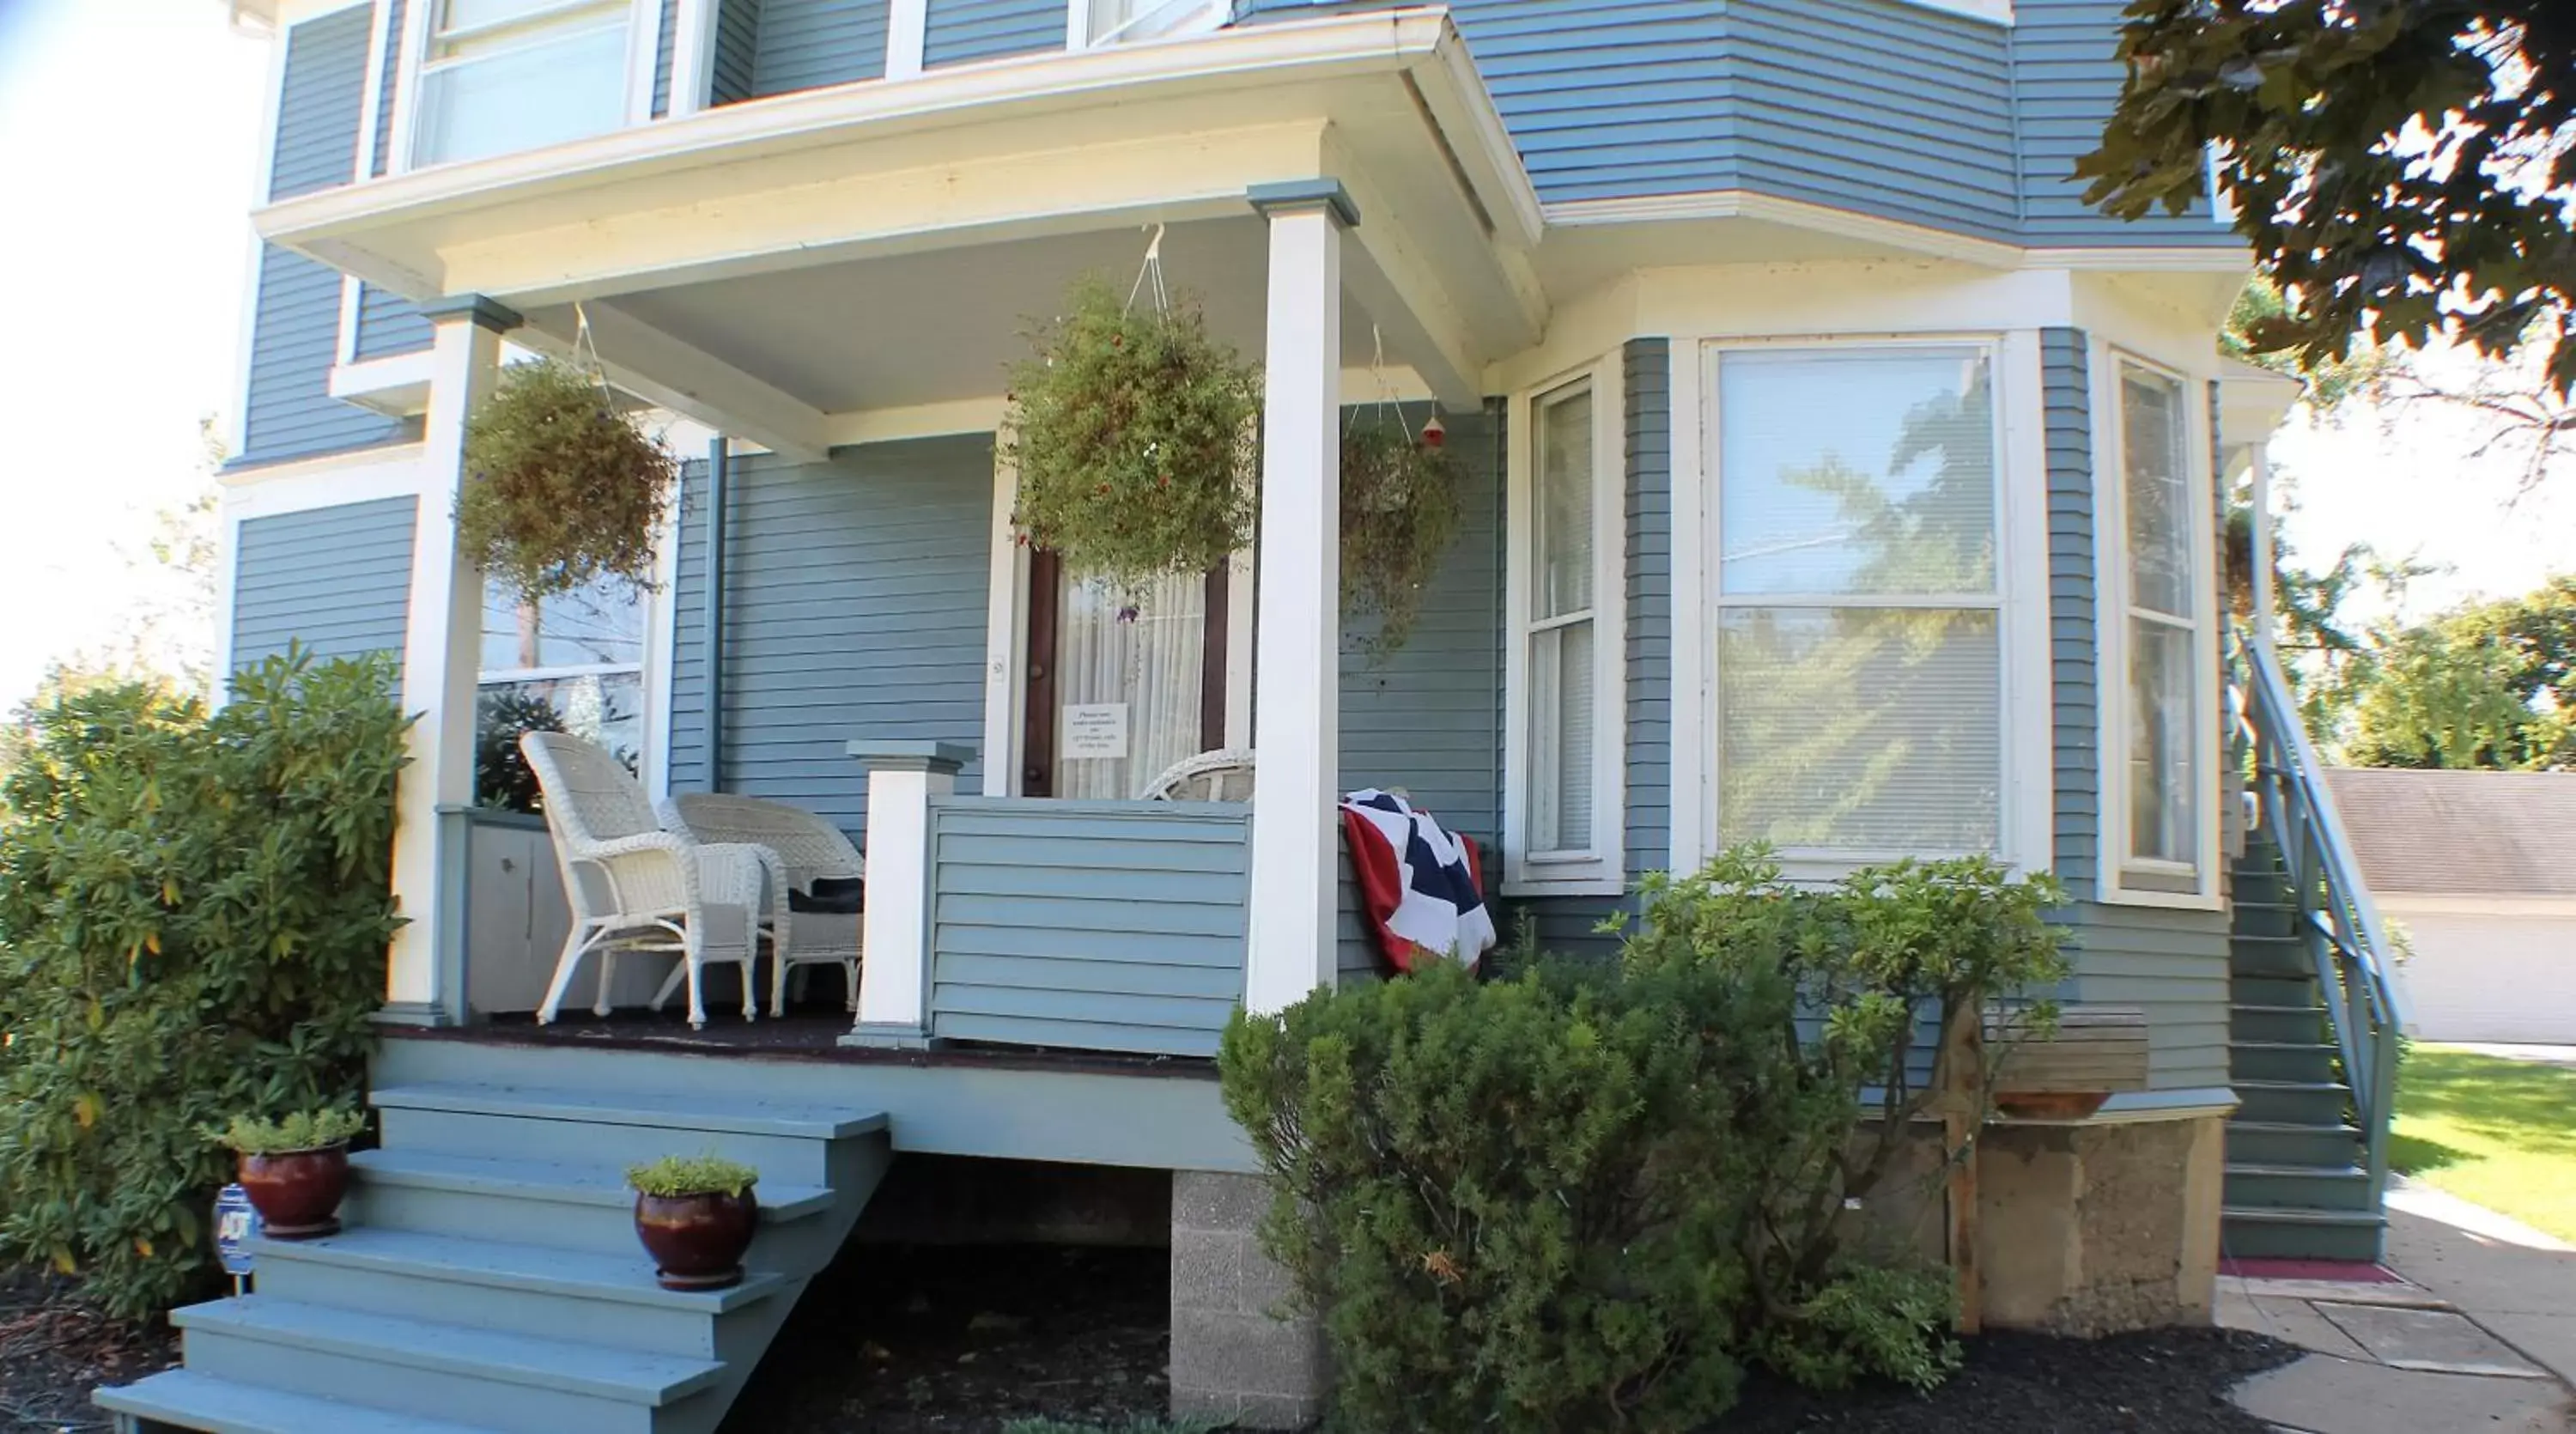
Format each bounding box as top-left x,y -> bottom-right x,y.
1235,0 -> 2230,246
653,0 -> 681,114
712,0 -> 760,104
927,798 -> 1250,1057
749,0 -> 892,94
1335,846 -> 1379,984
238,4 -> 412,468
2043,327 -> 2097,898
352,283 -> 433,361
2010,0 -> 2234,246
1340,403 -> 1504,843
231,496 -> 418,668
369,0 -> 404,176
1624,339 -> 1672,883
270,4 -> 368,200
666,440 -> 993,833
922,0 -> 1062,69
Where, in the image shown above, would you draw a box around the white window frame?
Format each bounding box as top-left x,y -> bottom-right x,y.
1067,0 -> 1226,52
1503,354 -> 1627,896
389,0 -> 659,173
1692,333 -> 2045,882
2095,346 -> 2223,909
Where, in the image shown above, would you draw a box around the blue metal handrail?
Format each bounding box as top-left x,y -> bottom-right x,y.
2226,626 -> 2409,1207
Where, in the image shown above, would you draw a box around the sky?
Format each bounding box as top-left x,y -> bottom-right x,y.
0,0 -> 268,707
0,0 -> 2564,714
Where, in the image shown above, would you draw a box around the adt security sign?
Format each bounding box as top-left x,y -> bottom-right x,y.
215,1184 -> 260,1277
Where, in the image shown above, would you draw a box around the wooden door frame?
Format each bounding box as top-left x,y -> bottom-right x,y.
1018,554 -> 1229,799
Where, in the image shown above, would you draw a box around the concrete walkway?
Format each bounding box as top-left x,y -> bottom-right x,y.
2221,1184 -> 2576,1433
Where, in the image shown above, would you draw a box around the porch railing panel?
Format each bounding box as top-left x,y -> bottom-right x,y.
2227,628 -> 2409,1208
926,797 -> 1252,1057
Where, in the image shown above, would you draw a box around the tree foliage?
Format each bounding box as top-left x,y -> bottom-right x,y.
0,652 -> 406,1318
1218,849 -> 2069,1432
2081,2 -> 2576,395
2340,576 -> 2576,769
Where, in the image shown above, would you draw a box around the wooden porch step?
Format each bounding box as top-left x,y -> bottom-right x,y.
368,1083 -> 886,1140
173,1295 -> 724,1407
97,1369 -> 506,1434
247,1228 -> 788,1313
349,1148 -> 835,1223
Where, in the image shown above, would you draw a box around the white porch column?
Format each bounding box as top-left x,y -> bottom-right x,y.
844,740 -> 975,1048
381,295 -> 519,1025
1242,181 -> 1355,1017
2249,444 -> 2277,641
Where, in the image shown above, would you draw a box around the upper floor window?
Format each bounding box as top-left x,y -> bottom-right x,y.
1710,343 -> 2007,863
1079,0 -> 1224,47
412,0 -> 641,167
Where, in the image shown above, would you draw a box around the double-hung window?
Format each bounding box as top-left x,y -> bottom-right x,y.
477,573 -> 651,798
2113,358 -> 2208,896
1709,343 -> 2008,864
1078,0 -> 1224,47
410,0 -> 641,169
1509,364 -> 1623,890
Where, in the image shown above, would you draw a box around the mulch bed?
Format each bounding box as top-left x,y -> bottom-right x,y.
725,1243 -> 1176,1433
1708,1326 -> 2302,1433
0,1267 -> 176,1433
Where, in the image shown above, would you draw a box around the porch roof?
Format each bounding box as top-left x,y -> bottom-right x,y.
252,9 -> 1547,438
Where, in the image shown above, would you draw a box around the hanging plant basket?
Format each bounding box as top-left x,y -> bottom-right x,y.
1004,276 -> 1261,595
459,356 -> 677,605
1341,413 -> 1465,659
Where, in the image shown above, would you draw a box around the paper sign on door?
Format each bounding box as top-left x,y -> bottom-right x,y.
1062,703 -> 1130,760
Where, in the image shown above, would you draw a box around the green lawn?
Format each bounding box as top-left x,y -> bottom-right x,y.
2388,1045 -> 2576,1243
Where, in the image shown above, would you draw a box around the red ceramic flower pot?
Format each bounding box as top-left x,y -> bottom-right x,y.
237,1144 -> 350,1240
634,1188 -> 758,1291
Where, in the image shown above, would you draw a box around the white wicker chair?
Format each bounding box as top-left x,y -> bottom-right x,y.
1142,749 -> 1256,802
519,732 -> 774,1030
659,792 -> 864,1017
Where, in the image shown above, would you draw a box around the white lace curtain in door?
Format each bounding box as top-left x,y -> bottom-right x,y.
1054,571 -> 1209,799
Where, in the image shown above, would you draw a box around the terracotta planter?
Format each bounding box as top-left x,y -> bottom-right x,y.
634,1187 -> 758,1291
237,1144 -> 350,1240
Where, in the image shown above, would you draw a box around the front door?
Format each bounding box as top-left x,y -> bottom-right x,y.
1020,551 -> 1229,799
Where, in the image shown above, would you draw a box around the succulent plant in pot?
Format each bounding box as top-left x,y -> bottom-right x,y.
628,1154 -> 760,1291
211,1109 -> 369,1241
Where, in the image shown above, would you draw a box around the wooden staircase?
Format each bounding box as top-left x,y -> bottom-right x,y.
98,1054 -> 889,1434
2221,843 -> 2386,1263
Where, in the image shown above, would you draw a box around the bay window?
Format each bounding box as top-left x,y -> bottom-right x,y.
1709,343 -> 2007,862
2113,358 -> 2208,896
1508,363 -> 1623,890
410,0 -> 641,169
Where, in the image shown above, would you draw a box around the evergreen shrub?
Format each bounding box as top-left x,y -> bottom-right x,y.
1218,847 -> 2070,1431
0,651 -> 406,1318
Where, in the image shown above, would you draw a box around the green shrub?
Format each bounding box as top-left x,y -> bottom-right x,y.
627,1154 -> 758,1198
210,1109 -> 369,1156
1218,846 -> 2068,1431
474,687 -> 562,813
0,651 -> 407,1318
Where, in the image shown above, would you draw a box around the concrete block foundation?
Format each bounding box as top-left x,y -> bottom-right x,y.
1169,1170 -> 1325,1428
1873,1111 -> 2227,1334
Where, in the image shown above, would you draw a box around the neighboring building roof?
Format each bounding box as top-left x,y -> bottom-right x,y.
2321,768 -> 2576,897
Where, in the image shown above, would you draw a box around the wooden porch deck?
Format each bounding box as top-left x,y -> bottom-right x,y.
395,1009 -> 1221,1080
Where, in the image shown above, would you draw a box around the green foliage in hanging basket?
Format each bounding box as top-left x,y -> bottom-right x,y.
1341,417 -> 1465,659
459,358 -> 677,604
1004,277 -> 1261,595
